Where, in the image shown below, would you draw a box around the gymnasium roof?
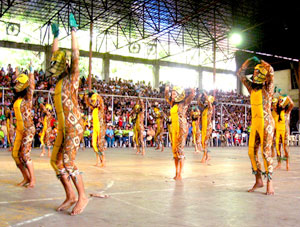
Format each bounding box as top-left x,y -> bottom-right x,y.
1,0 -> 299,69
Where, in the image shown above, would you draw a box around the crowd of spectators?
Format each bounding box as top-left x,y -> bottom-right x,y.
0,64 -> 251,149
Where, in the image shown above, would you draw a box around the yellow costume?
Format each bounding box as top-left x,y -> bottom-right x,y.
12,73 -> 36,166
237,58 -> 275,181
85,93 -> 106,162
198,95 -> 214,153
132,99 -> 145,154
166,86 -> 195,159
274,95 -> 294,163
11,69 -> 36,188
191,108 -> 201,152
40,115 -> 48,146
50,29 -> 84,178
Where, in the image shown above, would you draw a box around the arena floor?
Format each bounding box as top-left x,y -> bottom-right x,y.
1,146 -> 300,227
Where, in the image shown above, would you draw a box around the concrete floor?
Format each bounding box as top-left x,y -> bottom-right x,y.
1,146 -> 300,227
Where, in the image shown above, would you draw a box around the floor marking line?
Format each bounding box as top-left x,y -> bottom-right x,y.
12,213 -> 54,227
111,196 -> 198,227
0,197 -> 64,204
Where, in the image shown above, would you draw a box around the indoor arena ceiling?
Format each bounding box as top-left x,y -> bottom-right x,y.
1,0 -> 299,69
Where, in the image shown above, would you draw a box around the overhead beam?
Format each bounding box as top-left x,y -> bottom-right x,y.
0,40 -> 235,75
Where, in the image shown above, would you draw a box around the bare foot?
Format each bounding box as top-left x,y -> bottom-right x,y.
274,163 -> 281,170
94,163 -> 101,167
70,197 -> 89,216
200,159 -> 206,163
161,147 -> 164,152
173,175 -> 182,181
90,193 -> 109,198
206,156 -> 211,162
17,179 -> 29,187
48,153 -> 51,158
155,147 -> 160,150
248,180 -> 264,192
26,182 -> 35,188
266,181 -> 274,195
57,198 -> 77,211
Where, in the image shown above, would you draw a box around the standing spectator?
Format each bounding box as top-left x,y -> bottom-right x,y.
83,126 -> 91,148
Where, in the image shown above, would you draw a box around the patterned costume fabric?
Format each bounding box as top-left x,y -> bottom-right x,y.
50,47 -> 84,178
165,88 -> 195,159
85,94 -> 106,156
132,99 -> 145,148
40,104 -> 55,148
190,109 -> 202,151
153,106 -> 164,147
274,96 -> 294,161
12,72 -> 36,166
237,59 -> 275,180
198,96 -> 213,150
271,104 -> 278,155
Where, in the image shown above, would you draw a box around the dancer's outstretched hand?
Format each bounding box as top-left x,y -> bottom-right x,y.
69,13 -> 78,29
248,56 -> 260,64
51,23 -> 59,38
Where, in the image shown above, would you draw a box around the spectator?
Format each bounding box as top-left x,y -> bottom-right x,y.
114,126 -> 123,147
105,125 -> 115,148
83,126 -> 91,148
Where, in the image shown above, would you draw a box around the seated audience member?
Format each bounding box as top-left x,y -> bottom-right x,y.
105,125 -> 115,148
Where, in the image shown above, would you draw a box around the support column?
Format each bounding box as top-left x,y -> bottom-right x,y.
102,53 -> 110,82
237,76 -> 242,94
44,45 -> 52,72
88,22 -> 93,90
153,60 -> 160,88
198,67 -> 203,90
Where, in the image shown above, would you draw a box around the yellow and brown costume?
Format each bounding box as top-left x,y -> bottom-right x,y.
271,98 -> 278,156
85,93 -> 106,157
132,99 -> 145,149
12,72 -> 36,167
50,48 -> 84,178
274,95 -> 294,161
237,59 -> 275,180
165,87 -> 195,159
198,95 -> 214,151
190,107 -> 202,152
40,104 -> 55,148
153,105 -> 164,149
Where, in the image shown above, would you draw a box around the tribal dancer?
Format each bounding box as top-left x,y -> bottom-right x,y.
153,102 -> 164,152
237,56 -> 275,195
190,106 -> 202,153
40,103 -> 54,157
84,92 -> 106,167
5,107 -> 15,152
12,64 -> 36,188
132,97 -> 145,155
274,95 -> 294,170
165,85 -> 195,180
48,14 -> 88,215
198,93 -> 214,163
